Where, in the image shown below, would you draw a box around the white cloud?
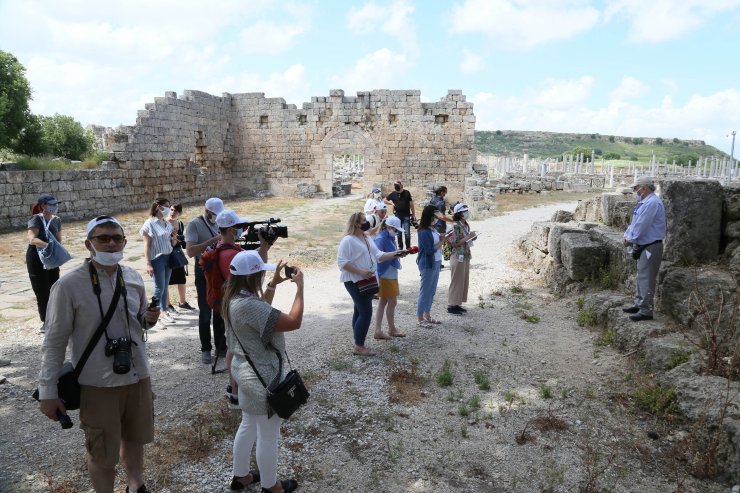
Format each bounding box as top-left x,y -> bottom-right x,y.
450,0 -> 600,50
610,76 -> 649,100
330,49 -> 408,93
239,21 -> 309,55
347,1 -> 418,54
472,86 -> 740,150
534,76 -> 595,109
605,0 -> 740,43
460,50 -> 484,74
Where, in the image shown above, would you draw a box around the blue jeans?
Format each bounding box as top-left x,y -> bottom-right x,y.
151,254 -> 172,311
195,263 -> 226,353
395,215 -> 412,249
344,281 -> 374,347
417,261 -> 441,316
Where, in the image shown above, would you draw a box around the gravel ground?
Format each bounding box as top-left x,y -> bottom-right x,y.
0,201 -> 727,493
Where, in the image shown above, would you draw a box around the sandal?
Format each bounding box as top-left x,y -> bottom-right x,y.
424,317 -> 442,325
417,320 -> 432,328
353,346 -> 374,356
262,479 -> 298,493
373,332 -> 391,340
389,331 -> 406,337
230,470 -> 260,491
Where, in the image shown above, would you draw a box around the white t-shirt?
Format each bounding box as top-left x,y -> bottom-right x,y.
337,234 -> 384,283
140,217 -> 173,260
364,198 -> 385,215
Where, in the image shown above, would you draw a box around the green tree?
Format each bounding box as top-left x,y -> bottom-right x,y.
39,114 -> 94,160
604,152 -> 621,160
608,135 -> 615,143
655,137 -> 664,145
572,146 -> 591,161
0,51 -> 33,149
12,113 -> 45,155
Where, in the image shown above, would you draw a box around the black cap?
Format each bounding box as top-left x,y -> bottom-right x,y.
37,193 -> 61,205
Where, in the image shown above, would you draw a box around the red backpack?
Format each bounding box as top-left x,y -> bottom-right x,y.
198,243 -> 241,314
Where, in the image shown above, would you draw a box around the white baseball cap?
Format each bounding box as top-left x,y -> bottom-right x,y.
86,215 -> 123,235
453,203 -> 469,214
216,209 -> 250,228
375,202 -> 387,211
205,197 -> 224,214
385,215 -> 402,231
229,250 -> 276,276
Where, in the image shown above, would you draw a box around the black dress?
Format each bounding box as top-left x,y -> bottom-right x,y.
169,220 -> 187,285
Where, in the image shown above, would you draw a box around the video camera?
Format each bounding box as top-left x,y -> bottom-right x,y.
235,218 -> 288,250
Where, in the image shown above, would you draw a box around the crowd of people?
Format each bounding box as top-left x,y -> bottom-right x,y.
29,176 -> 665,492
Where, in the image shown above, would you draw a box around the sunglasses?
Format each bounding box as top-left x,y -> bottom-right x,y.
90,234 -> 126,244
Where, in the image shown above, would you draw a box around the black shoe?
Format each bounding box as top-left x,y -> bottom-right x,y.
231,470 -> 260,491
261,479 -> 298,493
629,313 -> 653,322
622,306 -> 640,314
447,306 -> 464,315
458,306 -> 467,312
126,484 -> 150,493
178,302 -> 195,310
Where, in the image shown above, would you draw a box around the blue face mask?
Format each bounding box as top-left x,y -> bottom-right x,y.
48,205 -> 58,214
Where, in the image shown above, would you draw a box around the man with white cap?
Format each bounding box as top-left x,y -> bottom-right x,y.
38,215 -> 160,493
623,177 -> 666,321
365,202 -> 388,238
185,197 -> 225,364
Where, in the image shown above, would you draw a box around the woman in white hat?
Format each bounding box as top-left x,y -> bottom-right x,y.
447,203 -> 478,315
373,215 -> 406,339
222,250 -> 303,493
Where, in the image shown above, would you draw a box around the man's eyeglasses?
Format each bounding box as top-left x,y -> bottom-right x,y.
90,234 -> 126,244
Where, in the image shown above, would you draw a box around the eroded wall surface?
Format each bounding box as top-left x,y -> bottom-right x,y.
2,89 -> 474,230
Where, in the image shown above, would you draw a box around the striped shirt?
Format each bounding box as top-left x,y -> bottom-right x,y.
140,217 -> 173,260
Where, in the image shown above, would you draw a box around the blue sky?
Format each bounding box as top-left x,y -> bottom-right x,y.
1,0 -> 738,153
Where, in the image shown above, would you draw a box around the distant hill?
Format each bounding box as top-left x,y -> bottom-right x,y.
475,130 -> 728,165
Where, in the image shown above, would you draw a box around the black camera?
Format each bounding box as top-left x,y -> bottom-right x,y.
236,218 -> 289,250
410,217 -> 419,229
105,337 -> 132,374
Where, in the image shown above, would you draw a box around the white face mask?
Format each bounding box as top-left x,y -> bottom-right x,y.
91,245 -> 124,266
632,191 -> 640,200
463,211 -> 471,220
160,206 -> 171,217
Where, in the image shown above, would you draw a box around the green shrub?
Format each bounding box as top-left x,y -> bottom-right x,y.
608,135 -> 615,143
666,345 -> 691,369
474,370 -> 490,391
595,329 -> 615,347
655,137 -> 664,145
577,305 -> 597,327
604,152 -> 621,160
437,359 -> 453,387
633,384 -> 679,417
539,384 -> 552,399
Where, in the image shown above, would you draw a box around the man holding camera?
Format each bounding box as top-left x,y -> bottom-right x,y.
185,197 -> 225,364
384,180 -> 416,249
622,177 -> 666,322
38,216 -> 160,493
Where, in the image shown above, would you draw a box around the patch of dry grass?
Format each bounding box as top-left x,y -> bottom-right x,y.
490,191 -> 599,216
388,365 -> 426,404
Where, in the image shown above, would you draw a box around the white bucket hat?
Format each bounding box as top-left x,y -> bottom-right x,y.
229,250 -> 276,276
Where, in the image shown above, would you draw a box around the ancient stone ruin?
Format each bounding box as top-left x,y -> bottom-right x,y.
520,180 -> 740,481
0,89 -> 474,230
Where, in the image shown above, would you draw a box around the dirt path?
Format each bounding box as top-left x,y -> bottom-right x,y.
0,200 -> 724,493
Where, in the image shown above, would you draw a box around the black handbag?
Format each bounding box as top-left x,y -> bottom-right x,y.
228,317 -> 309,419
32,263 -> 124,411
168,246 -> 188,269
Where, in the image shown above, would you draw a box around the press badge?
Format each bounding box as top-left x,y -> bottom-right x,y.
458,254 -> 465,262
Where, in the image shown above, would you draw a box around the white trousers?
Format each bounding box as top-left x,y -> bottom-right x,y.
232,411 -> 282,488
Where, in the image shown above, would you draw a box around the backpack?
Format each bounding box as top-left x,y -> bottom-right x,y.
199,243 -> 241,314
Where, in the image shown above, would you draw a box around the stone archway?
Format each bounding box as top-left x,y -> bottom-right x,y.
312,125 -> 379,196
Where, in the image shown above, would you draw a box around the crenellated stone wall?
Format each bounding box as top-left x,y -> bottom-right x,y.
1,89 -> 475,231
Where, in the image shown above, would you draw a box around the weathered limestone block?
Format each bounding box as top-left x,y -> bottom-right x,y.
573,196 -> 602,222
601,192 -> 636,227
560,233 -> 607,281
724,187 -> 740,222
529,221 -> 553,253
657,266 -> 737,330
550,210 -> 574,223
547,225 -> 588,264
661,180 -> 723,263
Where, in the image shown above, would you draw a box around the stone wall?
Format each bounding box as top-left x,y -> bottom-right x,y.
0,89 -> 475,231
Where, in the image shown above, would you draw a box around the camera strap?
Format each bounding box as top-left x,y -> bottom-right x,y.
76,261 -> 126,378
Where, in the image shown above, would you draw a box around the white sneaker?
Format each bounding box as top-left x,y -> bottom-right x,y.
160,313 -> 175,324
38,322 -> 46,333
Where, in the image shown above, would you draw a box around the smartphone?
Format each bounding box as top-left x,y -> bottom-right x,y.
284,265 -> 295,279
149,296 -> 159,309
394,251 -> 405,257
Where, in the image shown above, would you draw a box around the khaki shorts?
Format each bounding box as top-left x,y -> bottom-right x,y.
79,378 -> 154,467
378,277 -> 399,298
